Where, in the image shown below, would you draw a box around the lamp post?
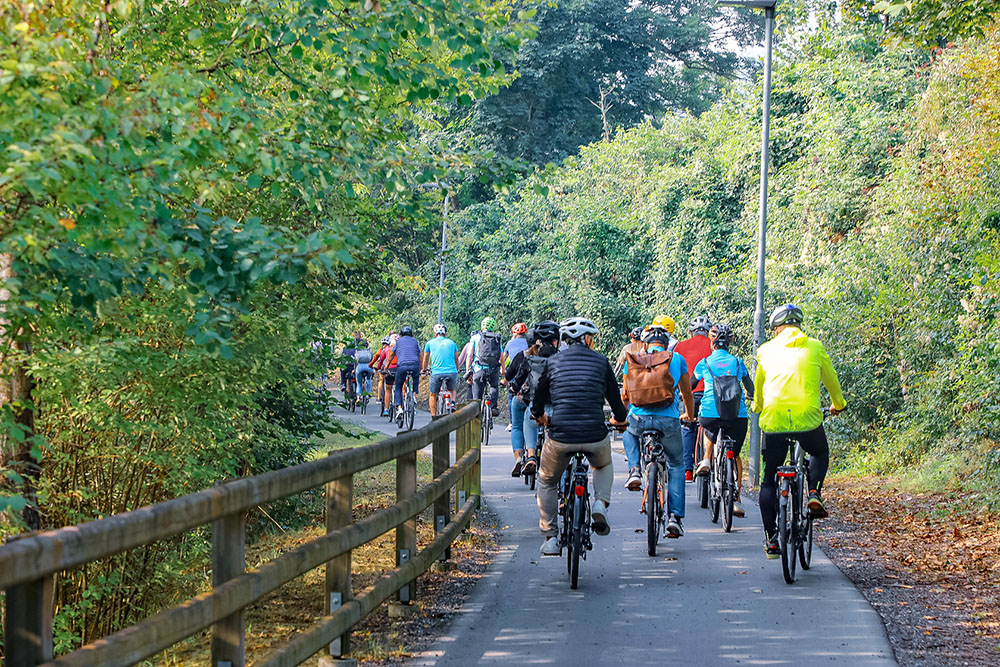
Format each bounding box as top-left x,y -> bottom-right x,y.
437,191 -> 449,324
717,0 -> 776,489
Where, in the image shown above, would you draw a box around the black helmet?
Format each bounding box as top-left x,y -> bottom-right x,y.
709,324 -> 734,349
642,326 -> 670,347
630,326 -> 644,341
769,304 -> 804,328
533,320 -> 560,343
400,325 -> 413,336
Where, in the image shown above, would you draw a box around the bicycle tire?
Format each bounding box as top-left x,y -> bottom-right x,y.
709,461 -> 721,524
722,457 -> 735,533
529,471 -> 536,491
779,484 -> 798,584
480,401 -> 491,447
799,514 -> 814,570
405,383 -> 415,431
570,492 -> 583,589
646,462 -> 659,556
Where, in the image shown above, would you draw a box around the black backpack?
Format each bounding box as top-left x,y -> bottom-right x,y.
707,361 -> 742,420
475,332 -> 502,368
521,355 -> 548,403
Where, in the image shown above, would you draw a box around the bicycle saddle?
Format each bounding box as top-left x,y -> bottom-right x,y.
641,429 -> 664,438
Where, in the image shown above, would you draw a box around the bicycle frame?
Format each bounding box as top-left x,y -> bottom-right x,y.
777,442 -> 812,583
639,432 -> 667,515
559,451 -> 593,589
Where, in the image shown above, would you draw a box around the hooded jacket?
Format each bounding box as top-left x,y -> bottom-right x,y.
752,327 -> 846,433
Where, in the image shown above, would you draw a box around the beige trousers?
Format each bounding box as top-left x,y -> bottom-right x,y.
536,435 -> 613,537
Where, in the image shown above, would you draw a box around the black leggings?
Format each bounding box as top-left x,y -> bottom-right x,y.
759,425 -> 829,539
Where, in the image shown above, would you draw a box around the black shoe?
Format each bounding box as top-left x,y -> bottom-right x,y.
765,535 -> 780,559
521,456 -> 538,476
511,458 -> 523,477
808,490 -> 828,518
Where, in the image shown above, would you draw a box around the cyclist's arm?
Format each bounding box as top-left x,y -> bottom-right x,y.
421,349 -> 430,373
677,372 -> 695,421
453,349 -> 460,372
530,372 -> 551,420
751,355 -> 765,413
818,345 -> 847,411
603,362 -> 628,423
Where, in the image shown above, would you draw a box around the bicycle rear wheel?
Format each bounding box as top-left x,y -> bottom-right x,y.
722,458 -> 735,533
709,462 -> 721,524
570,493 -> 584,589
779,485 -> 798,584
645,462 -> 659,556
405,386 -> 415,431
480,401 -> 491,447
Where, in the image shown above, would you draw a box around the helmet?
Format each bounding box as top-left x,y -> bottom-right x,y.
481,316 -> 498,332
651,315 -> 676,334
642,325 -> 669,346
689,315 -> 712,335
381,336 -> 391,346
433,323 -> 447,335
532,320 -> 560,343
559,316 -> 599,343
769,304 -> 804,328
630,326 -> 644,341
400,325 -> 413,336
389,333 -> 399,343
511,322 -> 528,335
709,324 -> 734,349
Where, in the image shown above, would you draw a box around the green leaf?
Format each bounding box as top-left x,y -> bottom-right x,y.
247,174 -> 262,189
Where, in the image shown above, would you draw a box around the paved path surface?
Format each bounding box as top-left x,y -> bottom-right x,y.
335,402 -> 895,666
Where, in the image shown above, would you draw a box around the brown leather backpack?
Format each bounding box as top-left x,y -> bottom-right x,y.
623,349 -> 675,408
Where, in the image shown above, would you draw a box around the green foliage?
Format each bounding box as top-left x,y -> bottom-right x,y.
870,0 -> 1000,46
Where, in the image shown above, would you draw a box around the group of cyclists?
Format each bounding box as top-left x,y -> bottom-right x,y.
336,302 -> 846,561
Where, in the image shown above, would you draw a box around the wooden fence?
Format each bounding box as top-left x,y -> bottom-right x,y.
0,402 -> 482,666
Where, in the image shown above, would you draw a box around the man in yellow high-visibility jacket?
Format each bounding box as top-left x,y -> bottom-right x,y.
752,304 -> 847,559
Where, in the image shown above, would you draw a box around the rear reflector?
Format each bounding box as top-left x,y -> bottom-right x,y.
726,450 -> 735,460
575,485 -> 585,497
776,471 -> 796,478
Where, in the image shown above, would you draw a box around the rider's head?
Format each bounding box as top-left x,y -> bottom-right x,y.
511,322 -> 528,336
400,325 -> 413,337
768,304 -> 804,332
630,326 -> 644,342
642,325 -> 670,349
433,323 -> 447,336
709,324 -> 734,350
481,316 -> 498,333
532,320 -> 560,347
651,315 -> 676,335
559,317 -> 599,348
689,315 -> 712,337
359,338 -> 369,348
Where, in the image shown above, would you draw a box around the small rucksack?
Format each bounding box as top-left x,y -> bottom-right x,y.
521,355 -> 548,403
623,350 -> 675,408
707,361 -> 742,420
355,348 -> 373,365
475,332 -> 502,368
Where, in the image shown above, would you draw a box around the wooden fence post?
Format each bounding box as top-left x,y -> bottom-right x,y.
325,470 -> 353,657
4,575 -> 53,664
455,417 -> 469,515
396,451 -> 417,604
211,511 -> 246,667
431,418 -> 451,562
470,411 -> 482,510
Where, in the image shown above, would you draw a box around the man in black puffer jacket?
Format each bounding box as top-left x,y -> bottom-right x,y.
531,317 -> 628,556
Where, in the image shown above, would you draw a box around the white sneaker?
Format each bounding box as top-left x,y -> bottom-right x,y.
625,467 -> 642,491
540,536 -> 560,556
733,500 -> 746,518
694,458 -> 711,476
506,423 -> 513,432
591,501 -> 610,536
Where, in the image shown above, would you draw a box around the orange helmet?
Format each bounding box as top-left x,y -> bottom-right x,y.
511,322 -> 528,335
651,315 -> 676,334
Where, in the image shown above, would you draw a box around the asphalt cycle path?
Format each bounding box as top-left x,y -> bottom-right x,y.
333,400 -> 895,666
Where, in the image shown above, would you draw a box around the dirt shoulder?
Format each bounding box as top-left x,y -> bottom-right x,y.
817,475 -> 1000,666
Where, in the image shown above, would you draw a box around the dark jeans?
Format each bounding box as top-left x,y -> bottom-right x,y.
471,367 -> 500,411
759,425 -> 830,539
393,364 -> 420,407
681,392 -> 702,471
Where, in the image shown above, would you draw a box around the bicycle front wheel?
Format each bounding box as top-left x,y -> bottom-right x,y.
570,494 -> 584,589
405,392 -> 415,430
646,462 -> 659,556
722,458 -> 735,533
779,486 -> 798,584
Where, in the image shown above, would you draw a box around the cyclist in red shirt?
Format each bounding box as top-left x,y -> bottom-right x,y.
673,316 -> 713,480
371,333 -> 399,417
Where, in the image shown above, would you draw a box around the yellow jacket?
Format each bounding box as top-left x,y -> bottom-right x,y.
752,327 -> 846,433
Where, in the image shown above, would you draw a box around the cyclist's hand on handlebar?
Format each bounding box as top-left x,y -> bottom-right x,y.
828,406 -> 844,417
534,413 -> 549,427
608,418 -> 628,434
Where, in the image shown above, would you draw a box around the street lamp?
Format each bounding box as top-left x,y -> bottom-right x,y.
418,182 -> 451,325
717,0 -> 776,489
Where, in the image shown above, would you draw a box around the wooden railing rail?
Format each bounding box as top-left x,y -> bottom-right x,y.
0,402 -> 483,667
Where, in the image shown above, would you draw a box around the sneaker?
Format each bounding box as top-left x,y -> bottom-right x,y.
506,423 -> 513,432
540,536 -> 560,556
808,490 -> 828,518
765,535 -> 780,559
625,467 -> 642,491
511,457 -> 523,478
733,499 -> 746,518
521,456 -> 538,476
666,513 -> 683,538
685,469 -> 693,482
694,459 -> 711,476
591,501 -> 611,536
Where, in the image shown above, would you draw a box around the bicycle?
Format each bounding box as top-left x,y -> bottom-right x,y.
691,423 -> 710,509
344,374 -> 357,413
639,429 -> 668,556
708,429 -> 738,532
479,394 -> 493,447
396,375 -> 416,431
558,451 -> 593,589
777,441 -> 815,584
523,424 -> 543,491
436,385 -> 456,416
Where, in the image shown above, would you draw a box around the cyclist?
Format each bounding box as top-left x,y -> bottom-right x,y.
501,322 -> 531,430
532,317 -> 628,556
340,336 -> 358,396
753,304 -> 846,559
355,339 -> 375,400
507,320 -> 560,477
619,325 -> 695,537
675,315 -> 713,481
466,317 -> 503,416
692,324 -> 753,518
647,315 -> 680,351
371,333 -> 398,417
386,326 -> 422,422
613,326 -> 645,377
423,323 -> 460,416
457,329 -> 477,401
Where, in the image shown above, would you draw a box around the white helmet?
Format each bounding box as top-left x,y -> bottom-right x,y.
559,316 -> 599,343
433,323 -> 447,335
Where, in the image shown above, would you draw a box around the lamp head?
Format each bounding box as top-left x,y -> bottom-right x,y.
716,0 -> 776,8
